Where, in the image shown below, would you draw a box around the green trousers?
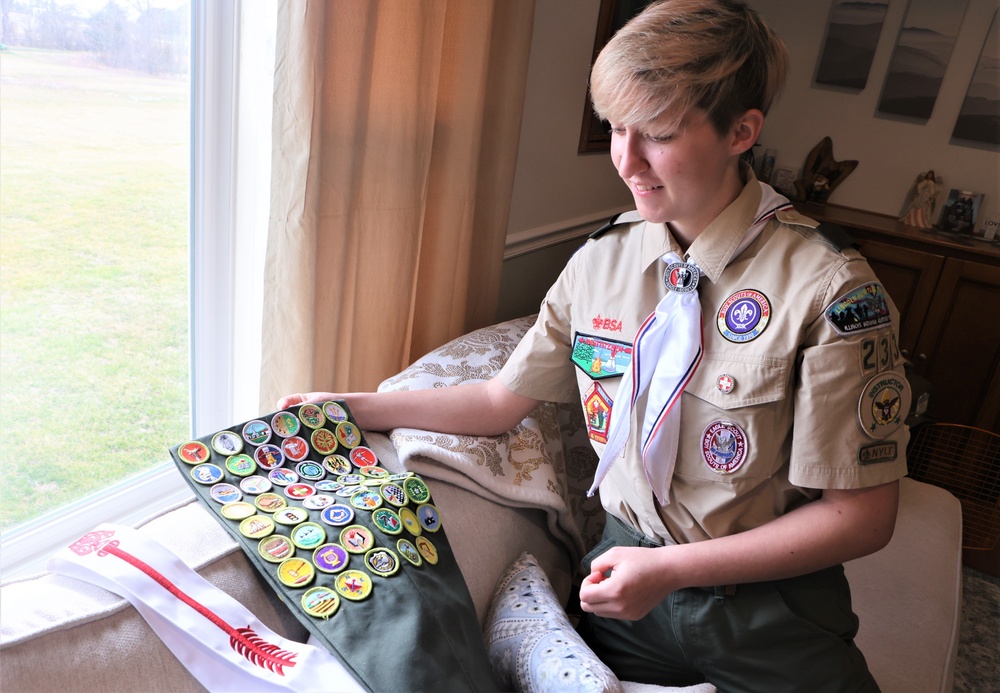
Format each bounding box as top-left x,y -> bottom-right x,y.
578,513 -> 881,693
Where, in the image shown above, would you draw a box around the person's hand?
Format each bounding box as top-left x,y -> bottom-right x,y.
578,545 -> 677,621
275,391 -> 337,410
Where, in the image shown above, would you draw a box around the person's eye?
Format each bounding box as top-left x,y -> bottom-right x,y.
609,124 -> 625,135
648,133 -> 674,143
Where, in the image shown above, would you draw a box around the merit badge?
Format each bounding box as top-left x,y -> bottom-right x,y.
220,501 -> 256,521
664,261 -> 699,293
313,543 -> 349,573
335,421 -> 361,449
302,493 -> 335,510
321,504 -> 355,527
417,504 -> 441,533
399,506 -> 421,536
225,454 -> 256,477
190,463 -> 224,485
350,446 -> 377,468
268,468 -> 299,487
858,441 -> 898,466
284,483 -> 316,500
281,436 -> 310,462
271,411 -> 301,438
242,420 -> 272,446
826,283 -> 892,336
335,485 -> 362,499
858,373 -> 910,439
335,570 -> 373,601
717,374 -> 735,394
584,381 -> 613,444
365,548 -> 400,577
701,420 -> 748,474
296,461 -> 326,481
570,332 -> 632,380
240,475 -> 272,495
254,444 -> 284,471
350,489 -> 383,511
254,492 -> 288,513
315,479 -> 344,492
301,586 -> 340,620
397,539 -> 422,567
298,403 -> 326,429
277,558 -> 315,588
311,428 -> 339,456
177,440 -> 210,465
323,454 -> 353,475
273,506 -> 310,526
340,525 -> 375,553
360,466 -> 390,480
414,536 -> 439,565
323,401 -> 349,422
290,522 -> 327,550
718,290 -> 770,343
211,431 -> 243,456
258,534 -> 294,563
373,508 -> 403,535
381,483 -> 409,508
402,476 -> 430,504
239,514 -> 275,540
209,483 -> 242,504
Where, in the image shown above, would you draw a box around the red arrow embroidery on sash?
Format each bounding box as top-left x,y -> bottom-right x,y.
70,530 -> 298,676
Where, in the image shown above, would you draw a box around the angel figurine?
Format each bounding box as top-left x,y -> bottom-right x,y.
899,170 -> 942,228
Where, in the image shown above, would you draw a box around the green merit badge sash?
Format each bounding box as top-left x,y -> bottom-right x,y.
170,402 -> 498,692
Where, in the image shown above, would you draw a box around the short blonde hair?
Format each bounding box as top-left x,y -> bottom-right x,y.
590,0 -> 787,135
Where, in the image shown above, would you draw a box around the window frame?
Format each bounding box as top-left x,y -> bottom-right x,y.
0,0 -> 274,582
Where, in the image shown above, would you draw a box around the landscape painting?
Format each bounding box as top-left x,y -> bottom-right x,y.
815,0 -> 891,89
952,10 -> 1000,146
878,0 -> 969,120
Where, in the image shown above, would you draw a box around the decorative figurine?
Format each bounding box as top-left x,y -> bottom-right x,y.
792,137 -> 857,204
899,170 -> 942,229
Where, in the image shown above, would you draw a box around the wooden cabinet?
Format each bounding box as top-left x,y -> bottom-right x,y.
797,203 -> 1000,433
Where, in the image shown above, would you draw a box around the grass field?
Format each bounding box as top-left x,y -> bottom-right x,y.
0,48 -> 190,532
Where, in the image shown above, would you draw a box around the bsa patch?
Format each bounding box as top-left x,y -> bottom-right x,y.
858,372 -> 911,438
584,381 -> 613,444
717,290 -> 770,343
701,420 -> 748,474
826,283 -> 892,335
571,332 -> 632,379
858,441 -> 898,465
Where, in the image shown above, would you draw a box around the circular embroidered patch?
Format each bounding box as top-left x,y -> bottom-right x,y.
701,420 -> 748,474
320,504 -> 355,527
397,539 -> 423,567
399,506 -> 421,536
323,454 -> 353,476
372,508 -> 403,535
281,436 -> 310,462
254,492 -> 288,513
312,543 -> 349,573
258,534 -> 294,564
241,420 -> 272,447
271,411 -> 301,438
350,489 -> 383,511
209,483 -> 242,504
302,493 -> 335,510
311,428 -> 339,456
365,548 -> 400,577
290,522 -> 327,550
220,501 -> 256,521
381,483 -> 409,508
296,461 -> 325,481
414,536 -> 439,565
402,477 -> 431,504
268,468 -> 299,487
717,289 -> 770,343
297,403 -> 326,429
254,444 -> 284,471
240,475 -> 272,495
323,401 -> 349,422
349,446 -> 377,468
225,454 -> 256,477
301,585 -> 340,619
277,557 -> 314,588
340,525 -> 374,553
190,463 -> 224,485
284,483 -> 316,500
335,421 -> 362,449
273,506 -> 309,526
239,514 -> 275,540
417,504 -> 441,533
177,440 -> 210,465
859,373 -> 910,439
211,431 -> 243,456
335,570 -> 373,601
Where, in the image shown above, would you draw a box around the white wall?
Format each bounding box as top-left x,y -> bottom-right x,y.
508,0 -> 999,237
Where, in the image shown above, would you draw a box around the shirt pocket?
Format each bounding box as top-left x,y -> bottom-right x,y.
676,352 -> 792,482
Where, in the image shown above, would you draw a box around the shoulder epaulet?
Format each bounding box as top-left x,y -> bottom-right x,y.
590,210 -> 644,240
775,208 -> 858,253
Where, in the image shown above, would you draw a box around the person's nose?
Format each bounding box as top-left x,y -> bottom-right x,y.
615,130 -> 648,180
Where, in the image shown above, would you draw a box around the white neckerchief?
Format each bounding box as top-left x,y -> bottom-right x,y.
588,184 -> 792,505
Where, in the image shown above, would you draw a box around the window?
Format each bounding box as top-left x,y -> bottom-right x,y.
0,0 -> 275,580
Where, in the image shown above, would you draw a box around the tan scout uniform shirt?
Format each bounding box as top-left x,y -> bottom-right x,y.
499,174 -> 911,546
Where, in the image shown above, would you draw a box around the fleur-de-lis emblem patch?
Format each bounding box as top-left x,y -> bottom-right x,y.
718,289 -> 771,343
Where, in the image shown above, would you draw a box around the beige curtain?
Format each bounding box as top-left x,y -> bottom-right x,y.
259,0 -> 535,409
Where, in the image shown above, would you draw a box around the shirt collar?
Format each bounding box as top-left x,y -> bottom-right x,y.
640,165 -> 763,282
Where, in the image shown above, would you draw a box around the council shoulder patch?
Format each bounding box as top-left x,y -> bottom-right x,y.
826,282 -> 892,335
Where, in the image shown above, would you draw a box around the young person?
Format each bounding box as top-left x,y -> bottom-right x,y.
280,2 -> 910,690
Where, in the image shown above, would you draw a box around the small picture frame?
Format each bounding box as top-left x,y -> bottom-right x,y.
772,167 -> 797,197
936,189 -> 984,235
975,213 -> 1000,241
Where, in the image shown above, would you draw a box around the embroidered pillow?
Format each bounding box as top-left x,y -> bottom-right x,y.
484,552 -> 623,693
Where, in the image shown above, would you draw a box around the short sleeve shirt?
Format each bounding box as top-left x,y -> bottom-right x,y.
498,175 -> 911,545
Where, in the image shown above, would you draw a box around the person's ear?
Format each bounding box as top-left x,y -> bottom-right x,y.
730,109 -> 764,156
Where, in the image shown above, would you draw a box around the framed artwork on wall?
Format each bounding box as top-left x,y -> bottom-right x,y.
952,10 -> 1000,146
815,0 -> 891,90
878,0 -> 970,120
578,0 -> 655,154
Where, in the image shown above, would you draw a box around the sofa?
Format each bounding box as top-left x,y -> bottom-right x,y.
0,317 -> 964,692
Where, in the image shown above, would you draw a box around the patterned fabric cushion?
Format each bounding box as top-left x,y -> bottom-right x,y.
484,552 -> 623,693
379,316 -> 605,564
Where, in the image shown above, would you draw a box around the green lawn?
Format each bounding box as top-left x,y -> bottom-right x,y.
0,48 -> 190,531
